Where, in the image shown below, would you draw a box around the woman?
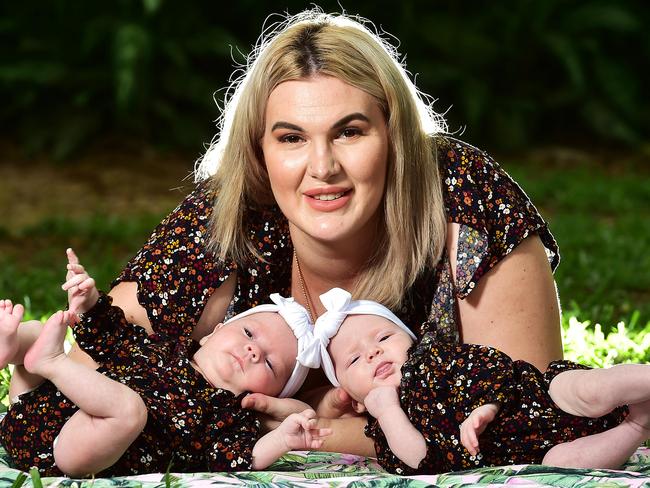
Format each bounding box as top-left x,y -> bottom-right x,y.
66,9 -> 562,456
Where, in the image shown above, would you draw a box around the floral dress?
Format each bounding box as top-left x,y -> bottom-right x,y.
111,136 -> 559,344
0,293 -> 259,476
365,336 -> 628,474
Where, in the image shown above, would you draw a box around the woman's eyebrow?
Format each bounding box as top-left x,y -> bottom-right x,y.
331,113 -> 370,129
270,113 -> 370,133
270,121 -> 303,132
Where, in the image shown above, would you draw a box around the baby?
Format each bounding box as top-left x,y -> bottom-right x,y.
0,249 -> 329,477
313,287 -> 650,475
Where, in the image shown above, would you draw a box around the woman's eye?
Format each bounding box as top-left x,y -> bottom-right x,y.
339,127 -> 361,139
244,328 -> 253,338
279,134 -> 303,144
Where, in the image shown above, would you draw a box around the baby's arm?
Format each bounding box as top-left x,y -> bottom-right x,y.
364,386 -> 427,469
459,402 -> 500,456
251,409 -> 332,469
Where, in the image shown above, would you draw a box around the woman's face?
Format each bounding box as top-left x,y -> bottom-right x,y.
261,75 -> 388,247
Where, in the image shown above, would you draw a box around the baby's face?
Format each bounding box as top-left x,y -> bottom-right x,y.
195,312 -> 298,396
328,315 -> 414,403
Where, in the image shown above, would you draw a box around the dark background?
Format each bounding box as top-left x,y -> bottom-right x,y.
2,0 -> 648,159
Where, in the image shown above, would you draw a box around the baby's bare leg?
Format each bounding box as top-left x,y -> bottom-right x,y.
1,301 -> 53,398
24,311 -> 147,477
543,417 -> 649,469
549,365 -> 650,419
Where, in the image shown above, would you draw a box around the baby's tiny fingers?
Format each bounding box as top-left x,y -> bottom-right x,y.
62,274 -> 89,290
78,278 -> 96,290
67,263 -> 85,273
66,248 -> 80,265
301,409 -> 316,419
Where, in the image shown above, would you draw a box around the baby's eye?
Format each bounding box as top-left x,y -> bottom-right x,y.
244,328 -> 253,338
265,358 -> 274,372
379,335 -> 391,342
349,356 -> 359,366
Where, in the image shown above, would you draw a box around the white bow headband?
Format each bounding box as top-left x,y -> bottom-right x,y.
312,288 -> 417,387
224,293 -> 317,398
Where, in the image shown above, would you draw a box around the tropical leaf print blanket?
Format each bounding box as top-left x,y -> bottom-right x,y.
2,445 -> 650,487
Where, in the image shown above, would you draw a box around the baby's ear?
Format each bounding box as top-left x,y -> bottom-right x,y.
200,324 -> 222,345
351,399 -> 367,414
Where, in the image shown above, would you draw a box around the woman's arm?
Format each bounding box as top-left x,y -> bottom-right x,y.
316,416 -> 376,457
242,390 -> 376,456
449,224 -> 563,371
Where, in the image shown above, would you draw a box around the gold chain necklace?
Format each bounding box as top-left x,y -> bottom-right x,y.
294,249 -> 316,323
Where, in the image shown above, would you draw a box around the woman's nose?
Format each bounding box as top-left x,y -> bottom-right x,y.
308,143 -> 339,180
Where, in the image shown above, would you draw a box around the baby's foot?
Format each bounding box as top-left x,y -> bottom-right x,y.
23,310 -> 73,378
626,399 -> 650,434
0,299 -> 23,367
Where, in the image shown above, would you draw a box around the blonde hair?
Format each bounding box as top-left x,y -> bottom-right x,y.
195,8 -> 448,309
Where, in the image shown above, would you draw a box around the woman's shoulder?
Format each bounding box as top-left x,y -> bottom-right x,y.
435,134 -> 489,164
431,135 -> 559,293
434,134 -> 551,235
434,134 -> 506,200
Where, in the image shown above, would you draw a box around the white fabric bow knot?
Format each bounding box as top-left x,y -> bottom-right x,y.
269,293 -> 320,369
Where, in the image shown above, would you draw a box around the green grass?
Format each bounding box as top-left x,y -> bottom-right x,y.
0,212 -> 166,315
505,159 -> 650,330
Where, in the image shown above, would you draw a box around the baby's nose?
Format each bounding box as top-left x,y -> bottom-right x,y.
245,343 -> 261,361
367,346 -> 382,361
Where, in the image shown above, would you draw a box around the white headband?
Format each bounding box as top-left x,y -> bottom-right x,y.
224,293 -> 318,398
313,288 -> 417,386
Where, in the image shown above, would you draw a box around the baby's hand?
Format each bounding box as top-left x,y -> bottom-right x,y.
460,403 -> 500,456
62,248 -> 99,315
277,409 -> 332,451
364,385 -> 400,419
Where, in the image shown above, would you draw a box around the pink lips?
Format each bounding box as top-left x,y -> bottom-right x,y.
374,361 -> 393,379
303,187 -> 352,212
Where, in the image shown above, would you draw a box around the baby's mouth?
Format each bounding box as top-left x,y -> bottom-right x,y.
374,361 -> 393,379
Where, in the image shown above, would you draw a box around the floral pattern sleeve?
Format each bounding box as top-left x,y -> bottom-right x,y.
73,291 -> 151,363
112,181 -> 236,339
437,137 -> 559,298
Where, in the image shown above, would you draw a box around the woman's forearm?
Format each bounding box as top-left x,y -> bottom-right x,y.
315,416 -> 376,457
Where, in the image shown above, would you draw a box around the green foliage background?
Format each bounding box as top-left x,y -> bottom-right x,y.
2,0 -> 648,158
